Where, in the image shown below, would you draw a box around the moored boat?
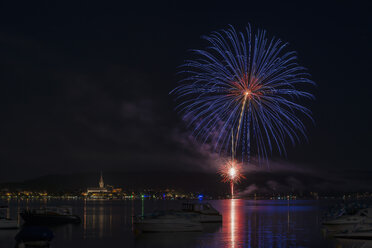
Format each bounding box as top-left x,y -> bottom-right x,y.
323,208 -> 372,232
0,206 -> 18,229
334,224 -> 372,240
182,202 -> 222,223
0,218 -> 18,229
20,207 -> 81,225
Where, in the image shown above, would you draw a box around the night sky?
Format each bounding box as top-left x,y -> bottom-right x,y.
0,1 -> 371,183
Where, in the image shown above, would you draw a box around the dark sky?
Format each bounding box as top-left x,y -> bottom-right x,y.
0,1 -> 371,182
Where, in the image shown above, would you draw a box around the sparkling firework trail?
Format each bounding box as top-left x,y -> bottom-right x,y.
171,24 -> 315,162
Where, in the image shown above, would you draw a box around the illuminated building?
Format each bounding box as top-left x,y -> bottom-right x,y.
87,172 -> 108,194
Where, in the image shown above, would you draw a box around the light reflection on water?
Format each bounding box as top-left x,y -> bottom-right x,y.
230,199 -> 236,248
225,199 -> 241,248
0,199 -> 368,248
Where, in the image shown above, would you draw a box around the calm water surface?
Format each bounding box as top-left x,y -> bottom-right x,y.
0,199 -> 367,248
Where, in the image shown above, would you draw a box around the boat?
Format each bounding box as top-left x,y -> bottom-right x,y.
20,207 -> 81,225
181,202 -> 223,223
15,226 -> 54,247
0,218 -> 18,229
323,208 -> 372,232
334,224 -> 372,240
0,206 -> 18,229
134,211 -> 203,232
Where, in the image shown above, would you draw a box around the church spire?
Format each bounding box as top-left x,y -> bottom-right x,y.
99,171 -> 104,188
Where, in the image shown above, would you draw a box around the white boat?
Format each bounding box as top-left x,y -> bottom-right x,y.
334,224 -> 372,240
0,218 -> 18,229
20,206 -> 81,224
323,208 -> 372,232
134,211 -> 202,232
0,206 -> 18,229
181,203 -> 222,223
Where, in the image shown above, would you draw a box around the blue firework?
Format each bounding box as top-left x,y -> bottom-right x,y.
171,25 -> 315,163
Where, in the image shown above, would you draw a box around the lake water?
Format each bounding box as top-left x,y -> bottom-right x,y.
0,199 -> 368,248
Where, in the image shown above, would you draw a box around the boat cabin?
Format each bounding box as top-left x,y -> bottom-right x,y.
182,203 -> 219,214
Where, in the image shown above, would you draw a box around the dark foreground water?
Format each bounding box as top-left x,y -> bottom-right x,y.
0,199 -> 369,248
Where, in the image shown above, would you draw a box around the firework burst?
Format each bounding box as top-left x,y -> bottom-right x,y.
219,160 -> 245,184
219,159 -> 245,197
171,24 -> 315,163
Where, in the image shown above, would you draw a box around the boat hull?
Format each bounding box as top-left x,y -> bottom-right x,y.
335,232 -> 372,240
323,223 -> 358,233
20,212 -> 81,225
198,214 -> 222,223
0,220 -> 18,229
181,203 -> 223,223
